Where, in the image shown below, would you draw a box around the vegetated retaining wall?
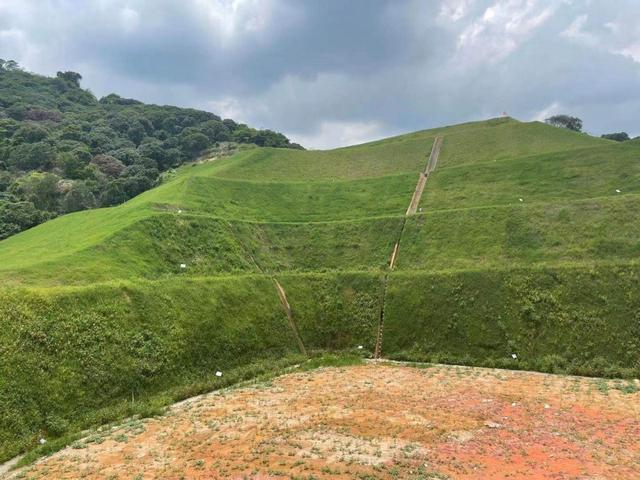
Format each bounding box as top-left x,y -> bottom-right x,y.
383,264 -> 640,378
2,265 -> 639,461
278,272 -> 382,352
0,275 -> 298,461
0,271 -> 383,461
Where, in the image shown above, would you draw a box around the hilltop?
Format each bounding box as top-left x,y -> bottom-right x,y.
1,116 -> 639,463
0,60 -> 301,239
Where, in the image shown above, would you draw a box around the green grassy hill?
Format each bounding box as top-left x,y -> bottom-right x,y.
1,116 -> 639,461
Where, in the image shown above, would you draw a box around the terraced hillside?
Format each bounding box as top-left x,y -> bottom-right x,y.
1,117 -> 639,461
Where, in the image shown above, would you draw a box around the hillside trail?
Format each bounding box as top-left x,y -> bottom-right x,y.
374,136 -> 443,359
406,135 -> 443,215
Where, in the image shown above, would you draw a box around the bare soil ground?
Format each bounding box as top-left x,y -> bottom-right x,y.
8,363 -> 640,480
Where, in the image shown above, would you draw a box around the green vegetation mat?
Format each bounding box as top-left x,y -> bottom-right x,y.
1,116 -> 639,463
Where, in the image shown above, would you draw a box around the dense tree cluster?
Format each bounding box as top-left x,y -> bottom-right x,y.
0,60 -> 302,239
601,132 -> 631,142
545,115 -> 583,132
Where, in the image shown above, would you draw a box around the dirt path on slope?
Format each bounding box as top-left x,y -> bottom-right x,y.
405,136 -> 443,216
376,136 -> 444,357
9,363 -> 639,480
274,278 -> 307,356
426,135 -> 443,174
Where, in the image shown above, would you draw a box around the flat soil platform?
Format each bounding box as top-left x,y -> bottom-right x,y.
8,363 -> 640,479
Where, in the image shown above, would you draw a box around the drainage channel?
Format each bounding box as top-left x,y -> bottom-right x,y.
226,222 -> 308,357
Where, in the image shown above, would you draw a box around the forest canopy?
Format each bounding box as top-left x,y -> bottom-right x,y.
0,60 -> 303,239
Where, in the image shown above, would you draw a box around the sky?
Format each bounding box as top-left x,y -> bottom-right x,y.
0,0 -> 638,149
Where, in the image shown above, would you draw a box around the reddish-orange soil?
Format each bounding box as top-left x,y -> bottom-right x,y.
7,363 -> 640,479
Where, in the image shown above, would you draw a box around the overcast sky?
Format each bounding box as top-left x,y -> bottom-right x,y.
1,0 -> 638,148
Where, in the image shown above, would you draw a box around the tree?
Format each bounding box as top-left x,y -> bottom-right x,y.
91,154 -> 125,177
108,147 -> 141,166
545,115 -> 583,132
231,126 -> 256,144
0,200 -> 44,239
200,120 -> 231,142
10,172 -> 61,212
126,123 -> 146,146
138,140 -> 169,168
180,130 -> 210,155
0,59 -> 20,71
59,124 -> 88,142
56,71 -> 82,87
58,150 -> 91,179
12,124 -> 49,144
99,181 -> 127,206
61,181 -> 96,213
120,165 -> 158,198
601,132 -> 630,142
9,142 -> 56,170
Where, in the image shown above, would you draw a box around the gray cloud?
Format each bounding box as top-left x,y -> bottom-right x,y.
1,0 -> 638,148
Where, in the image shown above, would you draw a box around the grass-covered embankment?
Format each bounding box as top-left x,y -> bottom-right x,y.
399,194 -> 640,271
0,271 -> 385,462
0,275 -> 300,461
383,265 -> 640,378
2,116 -> 639,465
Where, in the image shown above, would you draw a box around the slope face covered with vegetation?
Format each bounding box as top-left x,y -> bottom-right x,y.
1,116 -> 639,462
0,60 -> 301,240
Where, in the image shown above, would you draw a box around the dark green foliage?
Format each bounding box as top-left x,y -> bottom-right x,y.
61,182 -> 96,213
0,60 -> 301,238
12,124 -> 49,143
601,132 -> 630,142
545,114 -> 583,132
8,141 -> 56,170
0,200 -> 45,239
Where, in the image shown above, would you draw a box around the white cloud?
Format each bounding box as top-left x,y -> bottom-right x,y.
207,96 -> 247,121
291,120 -> 397,150
531,101 -> 562,122
193,0 -> 282,45
119,7 -> 140,33
617,43 -> 640,63
439,0 -> 475,22
0,28 -> 42,71
455,0 -> 557,64
1,0 -> 639,147
561,14 -> 597,46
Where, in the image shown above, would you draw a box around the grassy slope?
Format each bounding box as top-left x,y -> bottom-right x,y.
399,195 -> 640,271
421,144 -> 640,210
436,118 -> 607,168
1,117 -> 639,461
208,131 -> 434,180
176,173 -> 416,221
